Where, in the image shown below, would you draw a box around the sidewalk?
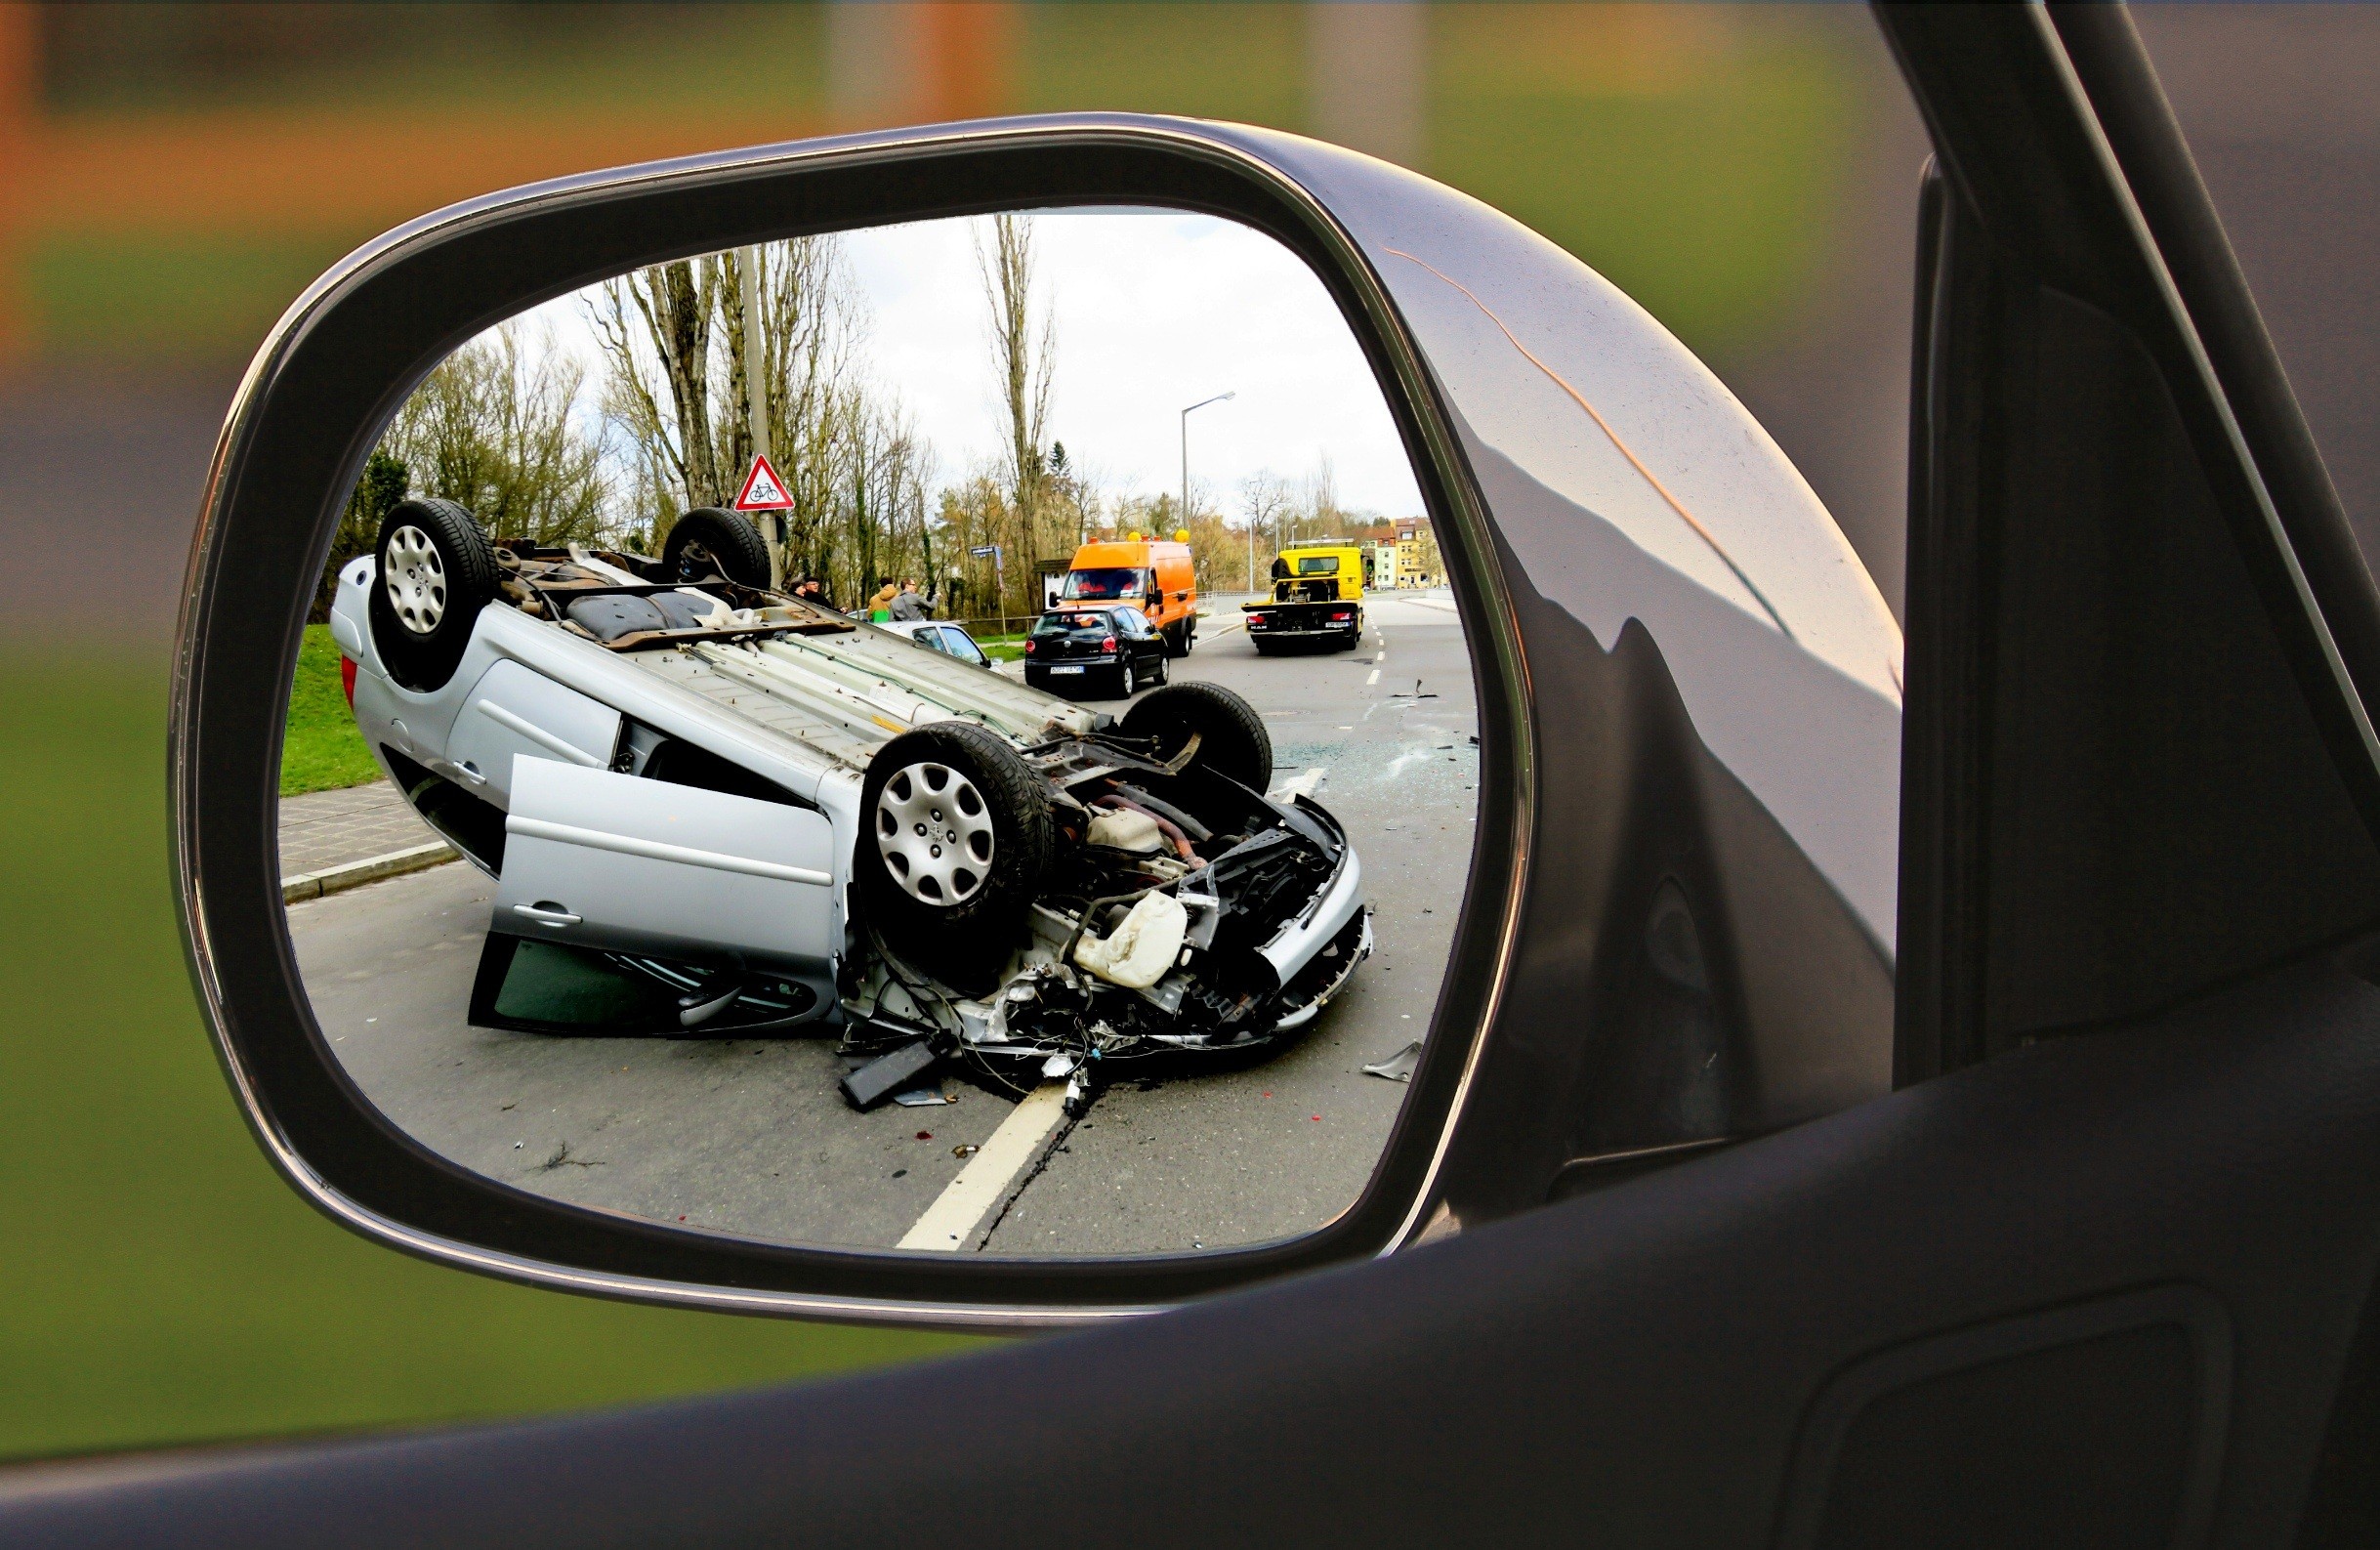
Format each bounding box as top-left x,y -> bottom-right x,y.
278,780 -> 451,900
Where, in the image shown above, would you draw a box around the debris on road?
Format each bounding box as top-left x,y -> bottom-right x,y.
841,1038 -> 939,1110
1363,1040 -> 1423,1083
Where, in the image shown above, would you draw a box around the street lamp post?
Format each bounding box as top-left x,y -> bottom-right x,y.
1180,391 -> 1234,560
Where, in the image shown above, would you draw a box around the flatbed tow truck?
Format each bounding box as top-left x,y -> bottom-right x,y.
1241,542 -> 1366,654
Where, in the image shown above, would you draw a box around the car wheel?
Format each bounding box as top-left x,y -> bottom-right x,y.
367,497 -> 498,692
1162,622 -> 1188,658
661,508 -> 772,588
1117,660 -> 1137,699
1119,681 -> 1274,791
1252,639 -> 1276,656
1150,651 -> 1169,688
856,722 -> 1053,992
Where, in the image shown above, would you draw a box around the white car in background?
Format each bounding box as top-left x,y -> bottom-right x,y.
878,617 -> 998,670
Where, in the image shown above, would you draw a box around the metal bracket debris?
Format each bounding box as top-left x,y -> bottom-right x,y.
841,1038 -> 939,1110
1362,1039 -> 1423,1083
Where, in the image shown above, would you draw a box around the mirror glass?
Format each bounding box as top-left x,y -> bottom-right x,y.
281,207 -> 1477,1256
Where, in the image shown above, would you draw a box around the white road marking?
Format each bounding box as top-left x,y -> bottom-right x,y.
1374,649 -> 1386,662
1366,668 -> 1381,686
1269,767 -> 1328,802
898,1083 -> 1070,1251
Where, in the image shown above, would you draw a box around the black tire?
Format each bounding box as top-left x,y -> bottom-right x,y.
1163,621 -> 1189,658
1252,639 -> 1277,657
662,508 -> 772,588
1115,659 -> 1138,699
1119,681 -> 1274,791
367,497 -> 498,692
856,722 -> 1052,991
1150,651 -> 1169,688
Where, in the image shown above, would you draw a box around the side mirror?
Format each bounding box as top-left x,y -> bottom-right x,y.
180,114 -> 1898,1327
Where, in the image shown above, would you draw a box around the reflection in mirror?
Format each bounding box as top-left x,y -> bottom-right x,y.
281,208 -> 1476,1255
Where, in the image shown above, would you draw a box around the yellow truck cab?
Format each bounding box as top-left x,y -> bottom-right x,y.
1057,534 -> 1199,656
1243,543 -> 1366,653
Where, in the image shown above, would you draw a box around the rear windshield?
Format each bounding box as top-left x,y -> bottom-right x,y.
1033,612 -> 1112,639
1294,555 -> 1341,575
1061,567 -> 1149,601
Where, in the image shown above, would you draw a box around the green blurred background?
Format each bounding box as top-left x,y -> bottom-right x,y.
0,1 -> 1924,1462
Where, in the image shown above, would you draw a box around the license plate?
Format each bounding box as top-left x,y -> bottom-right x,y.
1052,665 -> 1085,675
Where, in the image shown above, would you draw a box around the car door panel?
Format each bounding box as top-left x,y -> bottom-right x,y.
443,658 -> 622,807
492,756 -> 838,978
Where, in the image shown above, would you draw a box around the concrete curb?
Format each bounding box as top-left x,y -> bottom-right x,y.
282,840 -> 457,903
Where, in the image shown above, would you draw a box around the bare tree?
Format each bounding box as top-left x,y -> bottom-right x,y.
1294,455 -> 1348,545
1239,471 -> 1294,591
978,213 -> 1056,607
743,237 -> 865,579
382,321 -> 607,547
587,236 -> 871,574
587,259 -> 729,522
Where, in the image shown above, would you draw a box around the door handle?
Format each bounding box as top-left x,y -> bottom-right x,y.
452,760 -> 486,786
513,902 -> 581,927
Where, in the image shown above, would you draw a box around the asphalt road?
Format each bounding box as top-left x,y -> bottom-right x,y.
286,590 -> 1479,1256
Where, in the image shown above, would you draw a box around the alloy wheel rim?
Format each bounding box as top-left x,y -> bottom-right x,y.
383,525 -> 447,636
875,761 -> 995,905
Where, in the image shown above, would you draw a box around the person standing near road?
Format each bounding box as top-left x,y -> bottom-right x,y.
887,579 -> 929,623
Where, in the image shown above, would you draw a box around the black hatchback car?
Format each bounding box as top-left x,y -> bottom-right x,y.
1022,605 -> 1170,700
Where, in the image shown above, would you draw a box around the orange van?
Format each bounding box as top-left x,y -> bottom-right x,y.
1056,533 -> 1199,655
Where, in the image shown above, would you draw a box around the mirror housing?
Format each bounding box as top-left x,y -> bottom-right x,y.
177,114 -> 1899,1324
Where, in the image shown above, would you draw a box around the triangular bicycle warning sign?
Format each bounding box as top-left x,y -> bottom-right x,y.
733,454 -> 794,511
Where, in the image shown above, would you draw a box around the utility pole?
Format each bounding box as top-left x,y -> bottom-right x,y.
1180,391 -> 1234,535
735,244 -> 779,588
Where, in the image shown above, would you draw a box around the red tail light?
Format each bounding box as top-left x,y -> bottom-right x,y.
1023,639 -> 1037,655
340,655 -> 358,707
1102,638 -> 1119,653
1330,611 -> 1354,621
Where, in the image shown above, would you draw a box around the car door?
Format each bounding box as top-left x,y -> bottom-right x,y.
487,756 -> 840,1011
1114,607 -> 1157,676
441,658 -> 622,810
937,626 -> 990,669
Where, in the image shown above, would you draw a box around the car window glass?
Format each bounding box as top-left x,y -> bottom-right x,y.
283,206 -> 1472,1258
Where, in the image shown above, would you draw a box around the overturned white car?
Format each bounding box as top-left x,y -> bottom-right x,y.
327,499 -> 1371,1111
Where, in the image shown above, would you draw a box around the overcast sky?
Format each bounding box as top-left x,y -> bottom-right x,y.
513,208 -> 1426,523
